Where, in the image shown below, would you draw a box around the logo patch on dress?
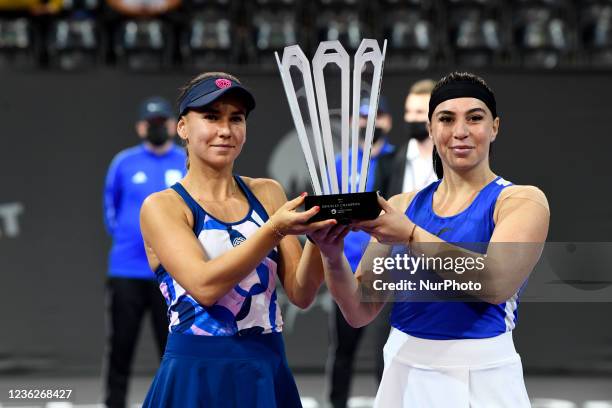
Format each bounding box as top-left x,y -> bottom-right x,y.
215,79 -> 232,89
232,236 -> 246,247
496,178 -> 512,186
435,227 -> 452,237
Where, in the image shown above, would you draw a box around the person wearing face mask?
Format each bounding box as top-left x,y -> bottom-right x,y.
102,96 -> 186,408
325,96 -> 394,408
375,79 -> 438,199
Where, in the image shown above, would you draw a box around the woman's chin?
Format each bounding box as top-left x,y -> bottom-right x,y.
195,155 -> 236,170
447,160 -> 480,173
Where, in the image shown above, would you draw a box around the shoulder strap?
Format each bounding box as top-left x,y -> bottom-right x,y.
476,176 -> 513,203
170,183 -> 204,234
406,179 -> 439,217
234,175 -> 270,222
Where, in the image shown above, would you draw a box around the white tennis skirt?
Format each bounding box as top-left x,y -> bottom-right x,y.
375,328 -> 531,408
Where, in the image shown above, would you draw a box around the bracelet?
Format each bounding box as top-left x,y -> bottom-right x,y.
408,222 -> 417,244
269,221 -> 285,239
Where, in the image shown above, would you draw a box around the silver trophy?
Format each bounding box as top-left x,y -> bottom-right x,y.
275,39 -> 387,223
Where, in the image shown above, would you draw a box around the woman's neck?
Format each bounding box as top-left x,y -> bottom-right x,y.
182,162 -> 237,201
438,165 -> 496,196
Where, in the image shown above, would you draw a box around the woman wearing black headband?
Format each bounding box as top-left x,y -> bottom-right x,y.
311,72 -> 550,407
139,71 -> 336,407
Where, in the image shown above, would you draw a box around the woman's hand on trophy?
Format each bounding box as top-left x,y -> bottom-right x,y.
351,195 -> 414,245
268,193 -> 336,237
307,224 -> 351,256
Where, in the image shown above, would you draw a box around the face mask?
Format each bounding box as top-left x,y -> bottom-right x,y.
404,121 -> 429,142
146,121 -> 170,146
372,127 -> 386,144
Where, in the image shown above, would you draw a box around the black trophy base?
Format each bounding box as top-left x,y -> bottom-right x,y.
304,192 -> 381,224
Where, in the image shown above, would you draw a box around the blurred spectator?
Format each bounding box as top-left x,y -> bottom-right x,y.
376,79 -> 437,199
105,0 -> 180,18
0,0 -> 63,14
106,0 -> 181,70
102,96 -> 185,408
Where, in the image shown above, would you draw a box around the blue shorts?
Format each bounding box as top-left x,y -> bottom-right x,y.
143,332 -> 302,408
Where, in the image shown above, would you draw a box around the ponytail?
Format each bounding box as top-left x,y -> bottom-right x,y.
432,145 -> 444,179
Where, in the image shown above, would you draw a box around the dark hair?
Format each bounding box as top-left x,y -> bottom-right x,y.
177,71 -> 242,170
430,71 -> 494,99
430,72 -> 495,179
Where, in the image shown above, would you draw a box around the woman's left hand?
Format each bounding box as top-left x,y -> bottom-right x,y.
351,195 -> 414,245
307,223 -> 351,259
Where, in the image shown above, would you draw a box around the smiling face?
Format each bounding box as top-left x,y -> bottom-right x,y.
177,93 -> 247,171
428,97 -> 499,174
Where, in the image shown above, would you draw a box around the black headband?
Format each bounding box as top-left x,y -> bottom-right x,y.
428,80 -> 497,120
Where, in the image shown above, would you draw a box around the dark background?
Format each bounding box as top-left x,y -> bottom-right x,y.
1,69 -> 611,376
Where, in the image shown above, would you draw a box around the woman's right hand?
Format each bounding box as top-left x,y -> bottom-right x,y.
351,194 -> 414,245
268,193 -> 336,237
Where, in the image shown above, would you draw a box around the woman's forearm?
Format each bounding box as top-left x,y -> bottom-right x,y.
187,222 -> 282,306
322,252 -> 381,327
287,241 -> 325,309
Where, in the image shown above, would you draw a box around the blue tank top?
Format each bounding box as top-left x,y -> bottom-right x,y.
155,175 -> 283,336
390,176 -> 518,340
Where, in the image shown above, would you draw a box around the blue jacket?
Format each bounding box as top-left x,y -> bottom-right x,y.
103,143 -> 186,279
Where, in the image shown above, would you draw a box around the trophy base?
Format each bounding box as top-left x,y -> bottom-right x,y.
305,192 -> 381,224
